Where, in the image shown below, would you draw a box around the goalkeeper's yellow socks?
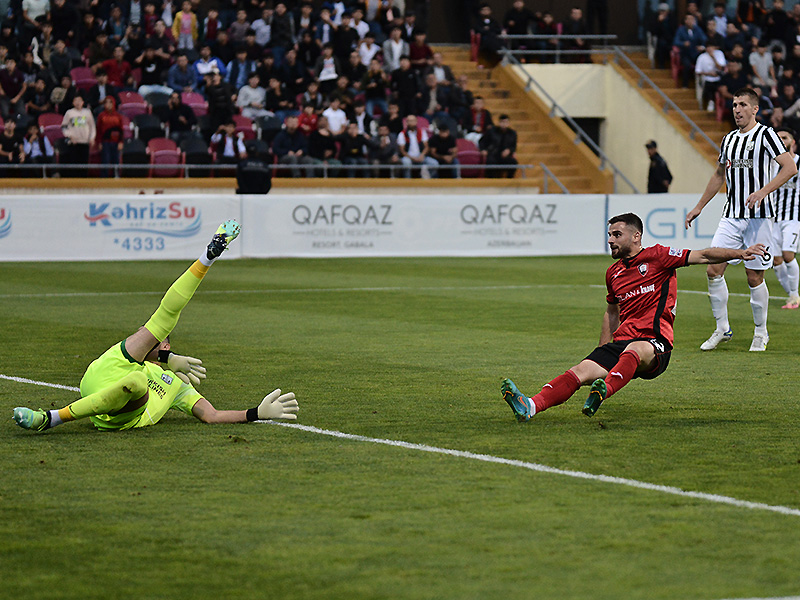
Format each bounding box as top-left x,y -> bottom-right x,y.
143,262 -> 208,342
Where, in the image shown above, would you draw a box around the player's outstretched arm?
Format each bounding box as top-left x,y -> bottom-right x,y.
190,389 -> 299,424
687,244 -> 766,265
686,163 -> 725,229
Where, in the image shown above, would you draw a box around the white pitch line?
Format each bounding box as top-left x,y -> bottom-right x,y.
4,373 -> 797,519
0,283 -> 787,301
714,597 -> 800,600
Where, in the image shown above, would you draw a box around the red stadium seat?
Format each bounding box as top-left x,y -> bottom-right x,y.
470,30 -> 480,62
118,91 -> 148,119
38,112 -> 64,143
670,46 -> 681,85
456,138 -> 478,153
121,114 -> 134,140
71,67 -> 97,91
232,114 -> 256,140
182,92 -> 208,117
456,150 -> 484,178
147,137 -> 182,177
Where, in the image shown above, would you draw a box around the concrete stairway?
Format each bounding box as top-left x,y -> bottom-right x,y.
606,50 -> 728,165
433,45 -> 613,193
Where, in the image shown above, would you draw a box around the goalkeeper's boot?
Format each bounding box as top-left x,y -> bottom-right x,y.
501,378 -> 534,422
206,219 -> 241,260
582,379 -> 607,417
12,407 -> 51,432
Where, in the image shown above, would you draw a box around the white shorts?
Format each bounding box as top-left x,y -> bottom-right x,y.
710,217 -> 774,270
773,220 -> 800,253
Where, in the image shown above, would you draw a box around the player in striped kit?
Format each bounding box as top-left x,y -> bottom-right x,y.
771,127 -> 800,309
685,87 -> 797,352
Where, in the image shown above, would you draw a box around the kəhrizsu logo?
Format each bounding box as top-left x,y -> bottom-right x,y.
0,208 -> 10,239
84,201 -> 202,237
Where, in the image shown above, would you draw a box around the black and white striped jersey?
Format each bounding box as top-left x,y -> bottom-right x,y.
717,123 -> 787,219
773,153 -> 800,222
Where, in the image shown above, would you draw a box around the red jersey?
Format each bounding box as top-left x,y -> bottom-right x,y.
605,244 -> 691,345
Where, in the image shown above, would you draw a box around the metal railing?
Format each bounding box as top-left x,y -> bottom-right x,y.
499,34 -> 618,64
605,46 -> 718,152
499,48 -> 640,193
4,162 -> 540,179
497,38 -> 718,154
540,162 -> 569,193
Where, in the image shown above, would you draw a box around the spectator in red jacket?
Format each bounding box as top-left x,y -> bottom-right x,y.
99,46 -> 133,88
95,96 -> 125,177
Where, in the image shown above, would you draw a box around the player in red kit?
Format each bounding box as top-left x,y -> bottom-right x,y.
501,213 -> 765,420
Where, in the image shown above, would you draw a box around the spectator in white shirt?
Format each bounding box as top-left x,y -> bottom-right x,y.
211,121 -> 247,164
695,41 -> 727,110
237,73 -> 273,119
251,8 -> 272,48
322,97 -> 348,135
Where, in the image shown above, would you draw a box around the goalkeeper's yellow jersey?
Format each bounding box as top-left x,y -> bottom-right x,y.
80,341 -> 203,431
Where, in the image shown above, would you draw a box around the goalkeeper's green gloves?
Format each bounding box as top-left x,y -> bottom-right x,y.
166,353 -> 207,386
257,389 -> 298,420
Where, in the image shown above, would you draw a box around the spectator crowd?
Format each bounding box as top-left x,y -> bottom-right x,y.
0,0 -> 520,178
648,0 -> 800,131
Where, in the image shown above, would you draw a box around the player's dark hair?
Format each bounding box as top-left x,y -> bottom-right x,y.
733,87 -> 760,104
777,126 -> 796,140
608,213 -> 643,234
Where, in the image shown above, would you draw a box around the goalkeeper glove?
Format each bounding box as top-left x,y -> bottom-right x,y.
165,353 -> 207,386
255,389 -> 298,420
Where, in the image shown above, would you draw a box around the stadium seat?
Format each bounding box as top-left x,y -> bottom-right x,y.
232,114 -> 256,140
38,112 -> 64,143
670,46 -> 681,85
255,114 -> 283,143
182,91 -> 208,117
456,138 -> 478,153
433,114 -> 458,137
118,91 -> 148,119
122,138 -> 149,177
470,30 -> 480,62
133,113 -> 165,144
145,92 -> 171,122
147,137 -> 182,177
456,150 -> 484,178
715,90 -> 728,122
121,114 -> 134,140
179,137 -> 212,177
71,67 -> 97,91
130,67 -> 142,87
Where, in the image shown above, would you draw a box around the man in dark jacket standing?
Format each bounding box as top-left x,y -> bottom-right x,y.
646,140 -> 673,193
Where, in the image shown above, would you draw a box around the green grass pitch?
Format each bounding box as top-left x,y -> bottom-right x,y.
2,256 -> 800,600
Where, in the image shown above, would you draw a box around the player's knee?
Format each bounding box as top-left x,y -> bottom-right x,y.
120,372 -> 148,398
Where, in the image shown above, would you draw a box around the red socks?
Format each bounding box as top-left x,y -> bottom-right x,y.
604,350 -> 640,398
531,370 -> 581,413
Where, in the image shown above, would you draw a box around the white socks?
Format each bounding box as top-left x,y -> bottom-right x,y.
784,259 -> 799,297
749,281 -> 769,336
707,275 -> 730,332
774,262 -> 790,295
47,410 -> 63,428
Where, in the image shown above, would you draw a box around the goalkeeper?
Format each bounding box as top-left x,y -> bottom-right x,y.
12,220 -> 299,432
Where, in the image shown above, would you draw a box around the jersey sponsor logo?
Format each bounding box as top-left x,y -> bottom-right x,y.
0,208 -> 10,239
161,373 -> 173,385
729,158 -> 753,169
84,201 -> 202,237
147,378 -> 167,399
618,283 -> 656,302
668,247 -> 683,257
638,263 -> 648,276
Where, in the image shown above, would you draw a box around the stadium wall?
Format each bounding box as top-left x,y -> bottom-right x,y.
0,192 -> 725,261
516,64 -> 714,194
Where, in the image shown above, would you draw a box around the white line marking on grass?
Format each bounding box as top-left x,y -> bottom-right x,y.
264,421 -> 800,518
1,374 -> 80,392
0,284 -> 786,301
714,597 -> 800,600
6,376 -> 800,520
